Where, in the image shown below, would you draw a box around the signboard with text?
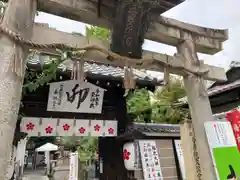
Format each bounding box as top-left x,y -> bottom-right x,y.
205,121 -> 240,180
139,140 -> 163,180
69,152 -> 78,180
174,140 -> 186,180
47,80 -> 105,114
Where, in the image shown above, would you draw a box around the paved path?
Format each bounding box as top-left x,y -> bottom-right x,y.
23,175 -> 48,180
23,168 -> 48,180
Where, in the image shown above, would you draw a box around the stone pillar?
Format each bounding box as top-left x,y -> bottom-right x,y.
0,0 -> 37,179
177,39 -> 216,179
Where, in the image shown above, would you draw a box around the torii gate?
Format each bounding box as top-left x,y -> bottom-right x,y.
0,0 -> 228,180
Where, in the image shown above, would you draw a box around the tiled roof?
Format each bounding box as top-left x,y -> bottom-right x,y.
178,79 -> 240,105
208,79 -> 240,96
229,61 -> 240,69
132,123 -> 180,134
27,54 -> 161,85
117,123 -> 180,139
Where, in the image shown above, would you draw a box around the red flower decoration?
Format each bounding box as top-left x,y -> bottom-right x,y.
108,128 -> 114,134
63,124 -> 70,131
79,127 -> 86,134
94,124 -> 100,132
26,122 -> 35,131
45,125 -> 53,134
123,149 -> 131,160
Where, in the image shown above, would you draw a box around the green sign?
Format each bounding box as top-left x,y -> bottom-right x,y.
213,146 -> 240,179
205,121 -> 240,180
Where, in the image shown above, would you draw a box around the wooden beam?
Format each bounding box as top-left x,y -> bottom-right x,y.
31,23 -> 227,82
37,0 -> 228,55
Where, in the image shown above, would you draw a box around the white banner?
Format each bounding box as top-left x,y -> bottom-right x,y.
47,80 -> 105,114
174,140 -> 186,180
69,152 -> 78,180
139,140 -> 163,180
21,117 -> 118,137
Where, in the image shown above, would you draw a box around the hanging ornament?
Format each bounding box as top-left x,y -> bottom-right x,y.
124,60 -> 136,89
163,66 -> 170,88
13,44 -> 25,78
71,51 -> 85,81
163,54 -> 170,90
123,142 -> 137,171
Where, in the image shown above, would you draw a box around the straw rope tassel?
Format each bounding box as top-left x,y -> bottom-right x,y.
71,59 -> 74,80
198,61 -> 208,97
163,55 -> 170,89
13,44 -> 24,78
75,60 -> 79,80
129,66 -> 136,89
124,60 -> 136,89
78,59 -> 85,82
164,66 -> 170,86
71,60 -> 78,80
124,66 -> 129,89
71,50 -> 85,81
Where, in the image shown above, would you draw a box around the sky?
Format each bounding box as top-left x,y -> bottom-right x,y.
35,0 -> 240,79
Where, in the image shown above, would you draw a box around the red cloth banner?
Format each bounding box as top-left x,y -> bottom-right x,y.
226,110 -> 240,151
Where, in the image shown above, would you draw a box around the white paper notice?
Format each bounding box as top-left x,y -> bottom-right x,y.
69,152 -> 78,180
139,140 -> 163,180
204,121 -> 237,148
174,140 -> 186,180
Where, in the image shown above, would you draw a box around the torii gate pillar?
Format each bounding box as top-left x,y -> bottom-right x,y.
0,0 -> 37,179
177,39 -> 216,179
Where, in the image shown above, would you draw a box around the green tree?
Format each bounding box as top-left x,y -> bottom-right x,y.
151,77 -> 189,124
126,88 -> 152,122
60,136 -> 98,160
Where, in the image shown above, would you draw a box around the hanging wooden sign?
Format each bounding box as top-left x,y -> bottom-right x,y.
20,117 -> 118,137
47,80 -> 105,114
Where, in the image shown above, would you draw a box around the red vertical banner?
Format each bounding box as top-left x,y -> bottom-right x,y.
226,110 -> 240,151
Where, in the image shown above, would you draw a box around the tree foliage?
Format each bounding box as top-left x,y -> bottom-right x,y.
126,89 -> 151,122
23,53 -> 66,94
60,136 -> 98,160
86,25 -> 111,41
151,77 -> 189,124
